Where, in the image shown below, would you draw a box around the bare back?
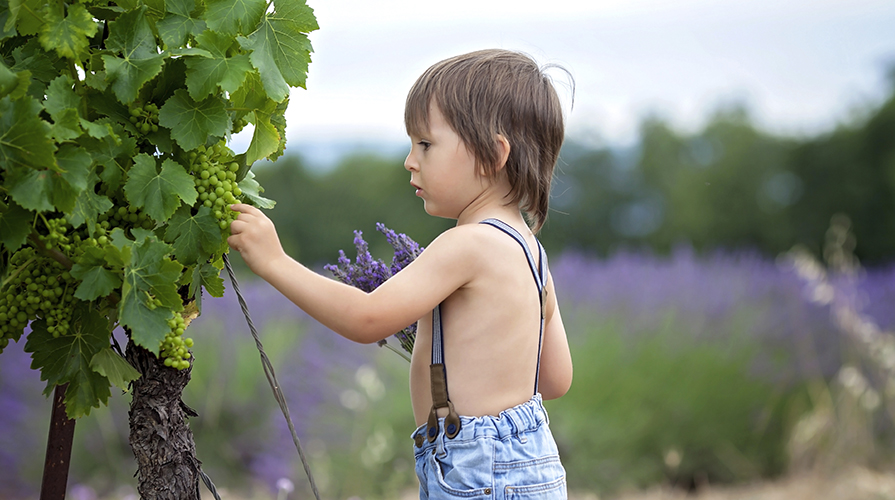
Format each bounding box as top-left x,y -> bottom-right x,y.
409,221 -> 553,426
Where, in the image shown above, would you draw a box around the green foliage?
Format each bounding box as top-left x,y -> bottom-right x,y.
0,0 -> 317,418
539,90 -> 895,263
546,311 -> 796,494
24,304 -> 113,416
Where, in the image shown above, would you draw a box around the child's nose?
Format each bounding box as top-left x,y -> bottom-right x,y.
404,152 -> 417,172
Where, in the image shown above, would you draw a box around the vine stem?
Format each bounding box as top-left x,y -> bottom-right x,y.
0,256 -> 36,288
27,232 -> 73,270
380,341 -> 411,362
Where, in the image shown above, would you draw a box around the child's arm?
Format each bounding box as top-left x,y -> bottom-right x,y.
537,270 -> 573,399
226,204 -> 477,344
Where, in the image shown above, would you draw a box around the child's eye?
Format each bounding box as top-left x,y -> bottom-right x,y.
417,141 -> 431,151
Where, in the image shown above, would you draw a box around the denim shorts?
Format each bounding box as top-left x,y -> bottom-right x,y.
411,394 -> 567,499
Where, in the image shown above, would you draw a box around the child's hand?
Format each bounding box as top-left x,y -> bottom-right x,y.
227,204 -> 287,277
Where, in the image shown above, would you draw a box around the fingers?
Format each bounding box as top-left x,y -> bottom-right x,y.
229,203 -> 261,216
227,205 -> 258,238
227,234 -> 240,252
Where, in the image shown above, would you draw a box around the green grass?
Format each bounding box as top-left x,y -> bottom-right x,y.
546,309 -> 799,494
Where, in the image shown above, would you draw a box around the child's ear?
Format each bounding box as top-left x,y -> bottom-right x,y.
494,134 -> 510,172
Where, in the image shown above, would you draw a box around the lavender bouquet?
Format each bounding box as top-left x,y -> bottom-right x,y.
324,223 -> 423,361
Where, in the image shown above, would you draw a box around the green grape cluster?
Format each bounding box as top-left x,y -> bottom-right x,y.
128,102 -> 160,135
160,312 -> 193,370
37,216 -> 74,253
0,247 -> 77,352
94,204 -> 155,240
188,141 -> 243,231
232,117 -> 249,134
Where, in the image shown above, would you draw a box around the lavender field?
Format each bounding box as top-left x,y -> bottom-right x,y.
1,247 -> 894,499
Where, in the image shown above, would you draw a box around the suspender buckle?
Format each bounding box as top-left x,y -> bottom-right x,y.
427,363 -> 462,441
426,401 -> 461,442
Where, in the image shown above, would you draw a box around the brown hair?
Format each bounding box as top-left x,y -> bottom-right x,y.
404,49 -> 568,233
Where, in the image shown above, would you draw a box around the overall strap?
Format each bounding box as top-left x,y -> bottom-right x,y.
427,304 -> 460,442
479,218 -> 548,395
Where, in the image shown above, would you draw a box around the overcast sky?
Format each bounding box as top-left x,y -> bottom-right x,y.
234,0 -> 895,163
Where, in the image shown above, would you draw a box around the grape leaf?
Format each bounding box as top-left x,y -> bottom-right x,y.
84,69 -> 108,91
236,0 -> 317,102
142,0 -> 166,21
0,200 -> 32,251
188,261 -> 224,312
0,61 -> 16,91
158,89 -> 230,151
79,118 -> 116,140
0,60 -> 30,99
50,107 -> 82,142
120,234 -> 184,352
71,245 -> 122,300
3,144 -> 88,214
165,205 -> 220,265
0,95 -> 56,170
57,144 -> 91,189
104,228 -> 133,268
237,170 -> 275,209
69,172 -> 114,235
167,47 -> 212,57
24,305 -> 113,419
28,144 -> 93,212
267,98 -> 288,161
148,57 -> 188,106
43,74 -> 80,119
8,0 -> 46,36
245,108 -> 280,164
38,3 -> 98,60
81,123 -> 136,191
203,0 -> 265,36
184,29 -> 252,100
90,347 -> 141,391
6,167 -> 55,212
101,7 -> 166,104
157,0 -> 206,48
0,0 -> 18,39
230,70 -> 269,116
124,154 -> 198,223
11,38 -> 59,83
86,88 -> 141,136
114,0 -> 138,13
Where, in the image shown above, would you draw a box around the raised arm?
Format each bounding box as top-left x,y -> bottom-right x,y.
226,204 -> 475,343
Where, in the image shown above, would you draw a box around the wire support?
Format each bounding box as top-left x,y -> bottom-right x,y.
223,254 -> 322,500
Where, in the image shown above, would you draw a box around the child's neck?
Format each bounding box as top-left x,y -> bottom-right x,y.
456,197 -> 527,229
455,174 -> 525,228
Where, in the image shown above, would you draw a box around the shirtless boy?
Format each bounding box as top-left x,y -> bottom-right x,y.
228,48 -> 573,499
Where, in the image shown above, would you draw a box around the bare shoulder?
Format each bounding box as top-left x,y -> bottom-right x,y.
405,225 -> 493,284
422,223 -> 505,259
411,223 -> 517,284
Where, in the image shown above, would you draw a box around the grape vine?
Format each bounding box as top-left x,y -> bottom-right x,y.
0,0 -> 318,420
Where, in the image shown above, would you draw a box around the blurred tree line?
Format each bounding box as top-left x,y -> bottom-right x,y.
255,77 -> 895,267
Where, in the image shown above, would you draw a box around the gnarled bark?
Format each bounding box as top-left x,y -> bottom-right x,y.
126,341 -> 200,499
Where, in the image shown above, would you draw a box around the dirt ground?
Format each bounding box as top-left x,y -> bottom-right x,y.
583,466 -> 895,500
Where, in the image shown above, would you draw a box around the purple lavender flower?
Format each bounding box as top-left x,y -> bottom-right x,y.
324,225 -> 423,358
377,223 -> 423,275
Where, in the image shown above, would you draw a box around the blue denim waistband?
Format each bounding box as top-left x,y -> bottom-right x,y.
411,394 -> 549,449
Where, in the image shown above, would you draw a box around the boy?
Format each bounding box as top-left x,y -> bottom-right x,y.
228,49 -> 573,499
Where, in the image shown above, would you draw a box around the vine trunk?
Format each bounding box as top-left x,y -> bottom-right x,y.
126,341 -> 200,499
